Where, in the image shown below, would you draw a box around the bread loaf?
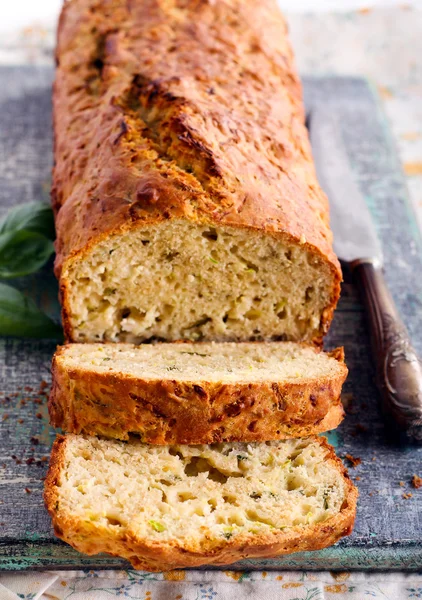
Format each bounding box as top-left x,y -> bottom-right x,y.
53,0 -> 341,344
49,342 -> 347,443
44,434 -> 357,571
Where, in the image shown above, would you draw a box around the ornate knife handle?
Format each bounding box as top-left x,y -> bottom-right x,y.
352,260 -> 422,442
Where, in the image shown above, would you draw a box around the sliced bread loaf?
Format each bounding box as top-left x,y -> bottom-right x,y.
49,342 -> 347,443
44,434 -> 357,571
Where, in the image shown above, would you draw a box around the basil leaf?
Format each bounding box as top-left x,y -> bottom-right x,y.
0,230 -> 55,279
0,283 -> 62,339
0,202 -> 55,239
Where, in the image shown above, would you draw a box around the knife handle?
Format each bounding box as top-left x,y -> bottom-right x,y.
352,260 -> 422,442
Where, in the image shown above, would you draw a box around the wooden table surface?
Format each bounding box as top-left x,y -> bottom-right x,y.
0,67 -> 421,571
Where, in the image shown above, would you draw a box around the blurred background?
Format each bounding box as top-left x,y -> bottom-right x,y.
1,0 -> 421,230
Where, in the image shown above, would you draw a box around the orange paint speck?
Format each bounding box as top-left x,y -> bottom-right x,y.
401,132 -> 421,141
325,584 -> 348,593
163,570 -> 186,581
378,86 -> 393,99
404,162 -> 422,176
224,571 -> 244,581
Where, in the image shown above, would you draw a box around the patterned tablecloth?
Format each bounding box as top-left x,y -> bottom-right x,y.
0,1 -> 421,598
1,570 -> 422,600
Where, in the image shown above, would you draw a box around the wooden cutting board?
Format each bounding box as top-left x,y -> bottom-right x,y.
0,66 -> 421,571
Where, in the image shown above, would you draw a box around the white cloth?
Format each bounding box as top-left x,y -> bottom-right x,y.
1,570 -> 422,599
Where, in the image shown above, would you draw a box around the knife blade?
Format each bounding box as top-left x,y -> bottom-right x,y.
309,108 -> 382,266
309,107 -> 422,443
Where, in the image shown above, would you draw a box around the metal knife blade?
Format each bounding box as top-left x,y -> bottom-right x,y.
309,105 -> 422,442
309,107 -> 383,266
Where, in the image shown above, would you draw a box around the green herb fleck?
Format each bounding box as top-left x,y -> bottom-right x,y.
209,256 -> 219,264
103,357 -> 111,362
250,492 -> 262,500
237,455 -> 248,461
149,520 -> 166,532
104,287 -> 116,295
181,352 -> 210,357
222,526 -> 234,539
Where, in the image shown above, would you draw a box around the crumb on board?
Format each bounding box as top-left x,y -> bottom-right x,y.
399,481 -> 405,487
411,475 -> 422,489
355,476 -> 361,481
25,488 -> 31,494
352,424 -> 368,436
345,453 -> 362,468
402,492 -> 413,500
341,392 -> 354,408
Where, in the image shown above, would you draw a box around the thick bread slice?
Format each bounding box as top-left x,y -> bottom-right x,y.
44,435 -> 357,571
49,342 -> 347,443
53,0 -> 341,345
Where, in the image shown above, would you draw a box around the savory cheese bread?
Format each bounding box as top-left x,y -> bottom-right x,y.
49,342 -> 347,443
53,0 -> 341,344
44,435 -> 357,571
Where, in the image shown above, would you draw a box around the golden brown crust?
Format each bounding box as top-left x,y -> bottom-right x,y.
44,435 -> 358,571
53,0 -> 341,343
49,344 -> 347,443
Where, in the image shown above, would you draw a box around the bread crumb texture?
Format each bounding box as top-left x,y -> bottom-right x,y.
65,224 -> 335,343
57,341 -> 344,383
45,435 -> 357,570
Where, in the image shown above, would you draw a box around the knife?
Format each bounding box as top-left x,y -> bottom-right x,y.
309,108 -> 422,442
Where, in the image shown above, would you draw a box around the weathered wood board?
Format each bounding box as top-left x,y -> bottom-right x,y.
0,67 -> 421,571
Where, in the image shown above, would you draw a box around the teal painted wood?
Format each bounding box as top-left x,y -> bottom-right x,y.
0,67 -> 421,571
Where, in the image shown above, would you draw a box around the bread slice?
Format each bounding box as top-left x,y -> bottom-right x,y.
44,434 -> 357,571
49,342 -> 347,444
53,0 -> 341,345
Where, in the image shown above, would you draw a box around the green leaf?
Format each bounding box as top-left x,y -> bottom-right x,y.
0,202 -> 55,239
0,283 -> 62,339
0,230 -> 54,279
